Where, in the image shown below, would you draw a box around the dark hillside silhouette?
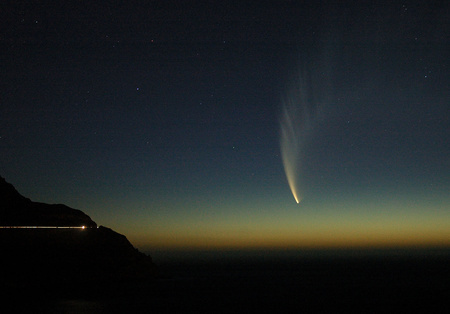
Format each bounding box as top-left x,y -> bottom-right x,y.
0,176 -> 96,227
1,176 -> 157,290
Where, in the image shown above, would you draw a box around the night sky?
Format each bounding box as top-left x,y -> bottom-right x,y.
1,1 -> 449,255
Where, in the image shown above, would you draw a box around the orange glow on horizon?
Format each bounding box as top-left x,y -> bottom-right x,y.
131,228 -> 450,251
118,195 -> 450,253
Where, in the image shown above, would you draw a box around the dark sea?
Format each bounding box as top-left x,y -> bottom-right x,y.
5,248 -> 449,313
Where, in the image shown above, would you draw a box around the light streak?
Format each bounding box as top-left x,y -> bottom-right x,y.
0,226 -> 89,229
279,72 -> 314,204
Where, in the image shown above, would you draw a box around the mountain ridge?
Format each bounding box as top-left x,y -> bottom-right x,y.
1,176 -> 97,227
0,176 -> 158,287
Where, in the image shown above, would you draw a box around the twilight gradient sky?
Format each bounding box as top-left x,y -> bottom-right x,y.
1,1 -> 449,253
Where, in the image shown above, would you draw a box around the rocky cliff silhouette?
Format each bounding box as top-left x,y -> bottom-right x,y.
0,176 -> 96,227
0,176 -> 157,287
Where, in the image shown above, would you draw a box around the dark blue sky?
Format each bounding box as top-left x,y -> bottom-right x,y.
1,1 -> 449,253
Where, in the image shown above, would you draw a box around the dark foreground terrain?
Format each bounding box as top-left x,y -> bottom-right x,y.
1,175 -> 157,299
3,249 -> 449,313
1,177 -> 447,312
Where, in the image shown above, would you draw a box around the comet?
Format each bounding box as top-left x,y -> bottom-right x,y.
279,72 -> 314,204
